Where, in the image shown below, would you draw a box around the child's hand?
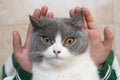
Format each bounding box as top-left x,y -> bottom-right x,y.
12,6 -> 54,73
69,7 -> 113,67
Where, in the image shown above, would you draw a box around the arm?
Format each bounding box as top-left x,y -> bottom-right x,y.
82,7 -> 118,80
2,6 -> 53,80
99,50 -> 117,80
70,7 -> 119,80
2,54 -> 31,80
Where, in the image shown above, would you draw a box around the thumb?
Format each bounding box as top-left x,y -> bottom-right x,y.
103,27 -> 113,50
13,31 -> 23,54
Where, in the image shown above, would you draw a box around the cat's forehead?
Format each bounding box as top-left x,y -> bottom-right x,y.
41,18 -> 70,28
38,18 -> 79,36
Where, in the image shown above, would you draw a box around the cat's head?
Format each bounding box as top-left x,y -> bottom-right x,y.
29,9 -> 88,66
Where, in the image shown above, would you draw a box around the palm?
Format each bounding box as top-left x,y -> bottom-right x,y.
87,29 -> 112,67
13,27 -> 32,73
70,7 -> 113,67
16,48 -> 32,73
13,6 -> 54,73
83,8 -> 113,67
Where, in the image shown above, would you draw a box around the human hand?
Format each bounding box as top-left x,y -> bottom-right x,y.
13,6 -> 54,73
69,7 -> 113,67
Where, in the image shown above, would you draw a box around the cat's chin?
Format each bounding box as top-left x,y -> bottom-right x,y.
51,59 -> 65,66
44,57 -> 69,67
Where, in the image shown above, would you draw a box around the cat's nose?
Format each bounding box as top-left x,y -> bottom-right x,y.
53,50 -> 61,55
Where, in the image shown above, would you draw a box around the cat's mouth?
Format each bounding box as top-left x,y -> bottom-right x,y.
43,55 -> 73,67
44,56 -> 65,60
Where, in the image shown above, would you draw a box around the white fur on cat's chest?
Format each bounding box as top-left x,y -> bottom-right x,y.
32,51 -> 99,80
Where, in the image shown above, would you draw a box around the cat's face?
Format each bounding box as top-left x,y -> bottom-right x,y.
29,10 -> 88,66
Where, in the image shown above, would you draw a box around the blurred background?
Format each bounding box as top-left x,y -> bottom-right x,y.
0,0 -> 120,79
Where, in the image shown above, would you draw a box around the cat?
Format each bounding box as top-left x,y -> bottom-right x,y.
29,9 -> 99,80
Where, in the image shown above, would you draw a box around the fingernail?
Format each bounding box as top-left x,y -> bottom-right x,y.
33,8 -> 40,17
106,27 -> 113,37
82,5 -> 87,9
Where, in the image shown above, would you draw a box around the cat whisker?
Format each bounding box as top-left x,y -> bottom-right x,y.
30,51 -> 44,58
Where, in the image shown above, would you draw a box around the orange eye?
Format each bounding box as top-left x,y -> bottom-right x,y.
42,36 -> 52,45
64,37 -> 75,45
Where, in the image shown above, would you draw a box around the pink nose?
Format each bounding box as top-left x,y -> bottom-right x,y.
53,50 -> 61,55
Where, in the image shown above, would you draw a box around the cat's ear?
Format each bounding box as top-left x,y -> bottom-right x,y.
71,9 -> 84,30
29,15 -> 41,30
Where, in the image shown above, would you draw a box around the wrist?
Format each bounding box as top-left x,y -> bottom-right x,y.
17,67 -> 32,80
98,50 -> 117,79
12,53 -> 32,79
97,63 -> 104,68
22,67 -> 32,74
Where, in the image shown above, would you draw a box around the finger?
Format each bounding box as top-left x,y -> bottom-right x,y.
24,24 -> 32,48
69,9 -> 75,17
13,31 -> 23,54
24,9 -> 41,48
69,7 -> 80,17
47,12 -> 54,18
74,7 -> 88,30
40,6 -> 48,17
33,8 -> 41,18
103,27 -> 113,50
83,16 -> 88,30
84,8 -> 97,30
75,6 -> 80,13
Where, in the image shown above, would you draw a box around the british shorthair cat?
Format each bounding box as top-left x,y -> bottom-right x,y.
29,9 -> 99,80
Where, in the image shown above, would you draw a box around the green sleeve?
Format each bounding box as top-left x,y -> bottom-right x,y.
12,54 -> 32,80
98,50 -> 117,80
2,65 -> 7,80
2,54 -> 32,80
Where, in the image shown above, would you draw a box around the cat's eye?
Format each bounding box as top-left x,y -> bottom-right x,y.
64,37 -> 75,45
42,36 -> 52,45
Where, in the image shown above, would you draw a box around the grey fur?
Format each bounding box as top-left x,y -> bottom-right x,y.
29,10 -> 88,62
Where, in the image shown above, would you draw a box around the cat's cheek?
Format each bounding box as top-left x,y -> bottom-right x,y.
43,48 -> 56,58
43,52 -> 55,58
60,48 -> 73,58
59,52 -> 73,59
